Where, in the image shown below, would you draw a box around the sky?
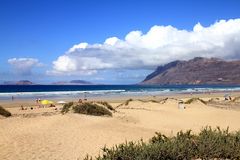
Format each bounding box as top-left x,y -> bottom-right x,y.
0,0 -> 240,84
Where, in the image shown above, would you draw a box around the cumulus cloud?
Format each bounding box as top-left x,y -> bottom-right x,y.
8,58 -> 42,75
49,18 -> 240,75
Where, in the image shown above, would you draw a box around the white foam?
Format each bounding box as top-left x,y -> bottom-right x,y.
0,90 -> 126,97
1,87 -> 240,99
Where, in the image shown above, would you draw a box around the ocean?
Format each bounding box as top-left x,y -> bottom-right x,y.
0,84 -> 240,100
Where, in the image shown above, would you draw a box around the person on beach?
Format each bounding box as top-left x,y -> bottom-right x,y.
50,104 -> 55,107
78,99 -> 83,103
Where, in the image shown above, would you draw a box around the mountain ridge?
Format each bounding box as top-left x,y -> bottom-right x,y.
3,80 -> 34,85
51,80 -> 93,85
141,57 -> 240,85
1,80 -> 93,85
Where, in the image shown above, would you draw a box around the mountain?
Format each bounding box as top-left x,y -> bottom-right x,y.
141,57 -> 240,85
3,80 -> 33,85
52,80 -> 93,85
69,80 -> 92,84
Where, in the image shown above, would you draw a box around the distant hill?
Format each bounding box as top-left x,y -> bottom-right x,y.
52,80 -> 93,85
3,80 -> 33,85
141,57 -> 240,85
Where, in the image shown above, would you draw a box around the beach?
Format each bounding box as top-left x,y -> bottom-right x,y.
1,92 -> 240,159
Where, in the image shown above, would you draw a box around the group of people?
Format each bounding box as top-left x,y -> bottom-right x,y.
225,96 -> 232,101
78,98 -> 88,103
19,97 -> 89,111
20,105 -> 33,110
35,98 -> 41,104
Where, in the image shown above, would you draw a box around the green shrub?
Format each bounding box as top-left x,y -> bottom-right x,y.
97,101 -> 115,111
85,127 -> 240,159
73,102 -> 112,116
0,106 -> 11,117
61,102 -> 74,114
196,127 -> 240,159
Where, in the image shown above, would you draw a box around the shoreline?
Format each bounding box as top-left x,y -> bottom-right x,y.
1,84 -> 240,101
1,90 -> 240,108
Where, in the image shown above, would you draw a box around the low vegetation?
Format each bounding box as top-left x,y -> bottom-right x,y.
61,102 -> 74,114
84,127 -> 240,159
138,99 -> 159,103
185,98 -> 207,105
124,98 -> 133,106
61,101 -> 112,117
208,97 -> 220,102
97,101 -> 115,111
158,98 -> 168,104
116,98 -> 133,108
0,106 -> 11,117
232,96 -> 240,102
73,103 -> 112,116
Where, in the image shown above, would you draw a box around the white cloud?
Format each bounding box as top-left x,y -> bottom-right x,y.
104,37 -> 120,46
8,58 -> 42,75
68,42 -> 88,53
49,18 -> 240,75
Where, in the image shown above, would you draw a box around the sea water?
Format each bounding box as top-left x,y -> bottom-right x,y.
0,84 -> 240,100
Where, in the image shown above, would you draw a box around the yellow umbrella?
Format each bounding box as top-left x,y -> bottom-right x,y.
41,100 -> 54,105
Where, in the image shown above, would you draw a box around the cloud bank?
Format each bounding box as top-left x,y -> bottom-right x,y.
49,19 -> 240,75
8,58 -> 42,76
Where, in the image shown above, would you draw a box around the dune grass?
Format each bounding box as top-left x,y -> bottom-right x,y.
185,98 -> 207,105
116,99 -> 134,108
61,102 -> 74,114
124,99 -> 133,106
0,106 -> 11,117
61,101 -> 113,116
73,102 -> 112,117
97,101 -> 115,111
232,96 -> 240,102
84,127 -> 240,160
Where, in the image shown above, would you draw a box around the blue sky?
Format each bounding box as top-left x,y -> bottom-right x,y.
0,0 -> 240,84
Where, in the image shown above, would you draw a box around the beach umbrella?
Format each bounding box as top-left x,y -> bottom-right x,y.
48,100 -> 54,104
57,101 -> 66,104
41,100 -> 54,105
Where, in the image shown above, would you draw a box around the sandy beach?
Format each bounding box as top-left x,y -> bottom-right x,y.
1,92 -> 240,159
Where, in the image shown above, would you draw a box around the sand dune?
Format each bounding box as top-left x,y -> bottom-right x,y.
1,96 -> 240,159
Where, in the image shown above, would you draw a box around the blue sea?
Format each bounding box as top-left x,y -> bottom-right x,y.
0,85 -> 240,100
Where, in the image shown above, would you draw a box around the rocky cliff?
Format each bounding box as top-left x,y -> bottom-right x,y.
141,57 -> 240,85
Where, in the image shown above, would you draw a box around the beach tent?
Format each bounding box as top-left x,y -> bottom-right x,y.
57,101 -> 66,104
41,100 -> 54,105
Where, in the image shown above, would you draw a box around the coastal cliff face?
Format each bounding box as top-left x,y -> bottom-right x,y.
141,57 -> 240,85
